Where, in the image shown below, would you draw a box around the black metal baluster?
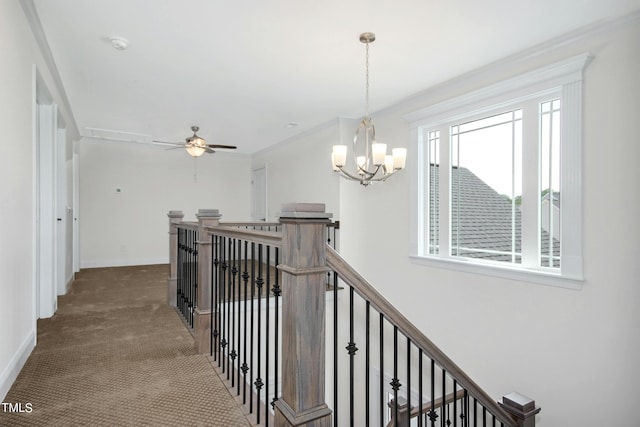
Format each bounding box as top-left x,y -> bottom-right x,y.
379,313 -> 384,427
255,244 -> 264,424
333,270 -> 339,427
473,398 -> 478,427
249,242 -> 255,414
346,286 -> 357,427
213,236 -> 222,367
220,236 -> 228,373
429,360 -> 437,426
271,246 -> 281,411
365,301 -> 370,427
463,389 -> 469,427
187,229 -> 192,325
265,246 -> 271,427
226,238 -> 234,381
236,239 -> 242,395
392,326 -> 400,427
210,234 -> 216,357
441,369 -> 446,427
230,238 -> 237,387
453,381 -> 458,427
419,350 -> 423,427
241,241 -> 250,403
192,229 -> 198,328
176,229 -> 182,319
482,406 -> 487,427
407,338 -> 412,427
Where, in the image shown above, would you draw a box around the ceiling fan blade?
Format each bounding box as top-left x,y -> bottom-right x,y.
152,140 -> 184,147
207,144 -> 237,149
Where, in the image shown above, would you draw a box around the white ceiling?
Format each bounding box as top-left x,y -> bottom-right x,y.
32,0 -> 640,154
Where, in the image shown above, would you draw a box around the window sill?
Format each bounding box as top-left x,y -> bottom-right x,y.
410,255 -> 583,290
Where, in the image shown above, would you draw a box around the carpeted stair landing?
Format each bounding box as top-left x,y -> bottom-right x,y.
0,265 -> 250,427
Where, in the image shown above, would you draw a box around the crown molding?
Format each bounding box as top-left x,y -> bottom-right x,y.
378,8 -> 640,120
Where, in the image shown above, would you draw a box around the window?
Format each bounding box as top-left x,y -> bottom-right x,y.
408,54 -> 591,288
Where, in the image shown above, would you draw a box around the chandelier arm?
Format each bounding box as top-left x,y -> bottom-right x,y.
336,167 -> 367,182
368,168 -> 402,182
357,163 -> 382,178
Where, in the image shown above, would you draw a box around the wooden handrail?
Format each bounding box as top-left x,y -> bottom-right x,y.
326,245 -> 517,427
206,224 -> 283,249
219,221 -> 282,228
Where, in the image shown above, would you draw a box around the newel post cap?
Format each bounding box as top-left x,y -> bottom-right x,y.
278,203 -> 333,220
168,210 -> 184,218
196,208 -> 221,219
499,392 -> 541,426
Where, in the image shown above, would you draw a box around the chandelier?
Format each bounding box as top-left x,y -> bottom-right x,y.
331,32 -> 407,186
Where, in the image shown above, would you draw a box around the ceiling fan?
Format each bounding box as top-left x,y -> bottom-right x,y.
153,126 -> 237,157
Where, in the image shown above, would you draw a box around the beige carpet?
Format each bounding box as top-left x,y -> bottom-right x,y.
0,265 -> 250,427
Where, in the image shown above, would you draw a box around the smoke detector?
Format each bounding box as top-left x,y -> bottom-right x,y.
109,37 -> 129,50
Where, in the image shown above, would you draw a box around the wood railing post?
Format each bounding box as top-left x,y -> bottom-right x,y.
499,392 -> 541,427
194,209 -> 222,354
386,398 -> 411,427
274,203 -> 333,427
167,210 -> 184,307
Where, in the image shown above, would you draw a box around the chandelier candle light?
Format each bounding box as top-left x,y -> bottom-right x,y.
331,32 -> 407,186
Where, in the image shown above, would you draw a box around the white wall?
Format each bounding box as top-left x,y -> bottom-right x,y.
257,18 -> 640,426
0,0 -> 77,400
78,139 -> 252,267
251,120 -> 343,221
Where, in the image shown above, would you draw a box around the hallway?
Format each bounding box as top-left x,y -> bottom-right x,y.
0,265 -> 250,426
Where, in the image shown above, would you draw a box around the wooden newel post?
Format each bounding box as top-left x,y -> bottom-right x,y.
194,209 -> 222,354
386,398 -> 411,427
499,392 -> 541,427
167,210 -> 184,307
274,203 -> 333,427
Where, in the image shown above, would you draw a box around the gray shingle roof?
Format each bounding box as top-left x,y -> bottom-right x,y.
428,164 -> 559,266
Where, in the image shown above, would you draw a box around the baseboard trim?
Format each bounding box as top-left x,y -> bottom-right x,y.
80,257 -> 169,269
65,273 -> 74,293
0,329 -> 36,401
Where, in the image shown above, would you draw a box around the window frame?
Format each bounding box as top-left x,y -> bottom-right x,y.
406,53 -> 592,289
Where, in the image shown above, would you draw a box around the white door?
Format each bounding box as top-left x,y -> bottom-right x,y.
56,126 -> 68,295
36,102 -> 57,318
251,167 -> 267,221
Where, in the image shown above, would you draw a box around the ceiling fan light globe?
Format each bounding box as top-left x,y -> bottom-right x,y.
186,144 -> 206,157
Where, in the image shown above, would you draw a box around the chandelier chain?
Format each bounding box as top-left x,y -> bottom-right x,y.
365,41 -> 370,118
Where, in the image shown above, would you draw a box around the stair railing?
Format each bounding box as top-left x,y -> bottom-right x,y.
166,206 -> 539,427
175,222 -> 198,328
326,245 -> 539,426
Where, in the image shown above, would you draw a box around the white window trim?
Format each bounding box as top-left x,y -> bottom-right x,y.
407,53 -> 592,289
